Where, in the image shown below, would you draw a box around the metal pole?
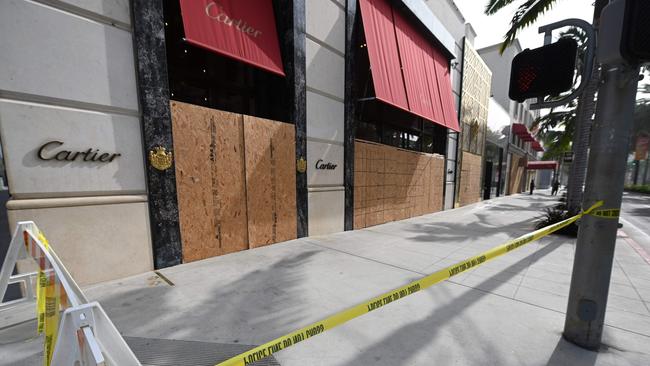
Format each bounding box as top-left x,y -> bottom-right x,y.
632,160 -> 640,185
563,65 -> 640,349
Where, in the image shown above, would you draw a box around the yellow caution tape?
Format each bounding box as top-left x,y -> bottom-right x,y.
215,201 -> 604,366
34,231 -> 61,366
43,273 -> 60,366
35,232 -> 50,335
589,208 -> 620,219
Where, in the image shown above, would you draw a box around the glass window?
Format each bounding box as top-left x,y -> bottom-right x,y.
357,121 -> 381,143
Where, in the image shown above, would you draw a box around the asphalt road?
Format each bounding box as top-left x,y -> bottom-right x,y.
620,191 -> 650,254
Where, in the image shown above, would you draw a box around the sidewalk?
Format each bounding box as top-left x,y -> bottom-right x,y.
2,192 -> 649,365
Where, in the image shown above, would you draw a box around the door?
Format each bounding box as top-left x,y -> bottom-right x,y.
483,161 -> 493,200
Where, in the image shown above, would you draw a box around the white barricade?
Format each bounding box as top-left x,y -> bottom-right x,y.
0,221 -> 141,366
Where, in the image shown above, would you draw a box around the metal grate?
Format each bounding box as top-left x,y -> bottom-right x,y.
124,337 -> 281,366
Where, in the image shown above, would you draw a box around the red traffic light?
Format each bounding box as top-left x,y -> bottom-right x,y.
509,38 -> 578,103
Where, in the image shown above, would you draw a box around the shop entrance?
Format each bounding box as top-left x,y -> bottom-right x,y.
135,0 -> 307,268
483,161 -> 493,200
171,102 -> 296,262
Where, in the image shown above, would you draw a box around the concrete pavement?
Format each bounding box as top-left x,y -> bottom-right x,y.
621,191 -> 650,257
1,192 -> 649,365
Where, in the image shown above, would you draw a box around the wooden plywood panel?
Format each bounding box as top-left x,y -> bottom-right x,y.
272,122 -> 297,243
353,140 -> 445,229
171,101 -> 217,262
508,154 -> 525,194
172,102 -> 249,262
458,151 -> 483,207
214,111 -> 249,255
244,116 -> 297,248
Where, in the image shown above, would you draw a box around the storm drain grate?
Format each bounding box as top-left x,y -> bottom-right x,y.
124,336 -> 281,366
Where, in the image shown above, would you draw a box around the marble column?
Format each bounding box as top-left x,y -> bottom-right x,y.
278,0 -> 308,237
131,0 -> 183,268
344,0 -> 358,231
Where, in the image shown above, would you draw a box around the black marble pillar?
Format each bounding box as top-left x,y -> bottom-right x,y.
344,0 -> 358,231
132,0 -> 183,268
278,0 -> 308,238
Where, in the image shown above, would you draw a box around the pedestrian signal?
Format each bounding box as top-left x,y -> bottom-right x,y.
509,38 -> 578,103
621,0 -> 650,63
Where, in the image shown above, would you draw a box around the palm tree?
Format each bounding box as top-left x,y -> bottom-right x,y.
532,101 -> 576,160
484,0 -> 610,214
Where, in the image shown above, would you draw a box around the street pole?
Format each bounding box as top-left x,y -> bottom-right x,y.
563,65 -> 640,349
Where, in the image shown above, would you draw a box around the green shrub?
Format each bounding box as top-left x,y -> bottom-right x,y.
535,207 -> 578,237
625,185 -> 650,194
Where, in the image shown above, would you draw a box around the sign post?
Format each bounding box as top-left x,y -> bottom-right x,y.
563,0 -> 645,350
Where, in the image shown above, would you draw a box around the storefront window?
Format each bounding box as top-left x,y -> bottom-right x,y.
352,22 -> 446,155
163,0 -> 291,122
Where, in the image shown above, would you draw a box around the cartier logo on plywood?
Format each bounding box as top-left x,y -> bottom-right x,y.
37,141 -> 121,163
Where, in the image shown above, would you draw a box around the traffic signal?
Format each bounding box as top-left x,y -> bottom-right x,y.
509,38 -> 578,103
621,0 -> 650,63
600,0 -> 650,65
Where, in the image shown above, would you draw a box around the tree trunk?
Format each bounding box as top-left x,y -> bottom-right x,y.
566,0 -> 609,214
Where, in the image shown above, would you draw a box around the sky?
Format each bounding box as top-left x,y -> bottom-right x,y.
454,0 -> 595,50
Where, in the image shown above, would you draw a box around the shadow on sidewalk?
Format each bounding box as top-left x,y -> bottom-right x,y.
546,337 -> 598,366
340,237 -> 571,366
402,201 -> 552,244
97,249 -> 322,344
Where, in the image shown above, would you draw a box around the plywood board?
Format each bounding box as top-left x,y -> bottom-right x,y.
270,121 -> 297,243
171,101 -> 218,262
508,154 -> 525,194
244,116 -> 297,248
172,101 -> 249,262
214,110 -> 249,255
353,140 -> 444,229
458,151 -> 483,207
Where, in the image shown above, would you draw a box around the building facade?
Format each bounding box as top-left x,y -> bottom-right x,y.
456,39 -> 491,206
478,41 -> 543,196
0,0 -> 481,285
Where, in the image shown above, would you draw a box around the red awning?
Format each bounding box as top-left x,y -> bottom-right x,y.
527,161 -> 558,170
512,123 -> 527,135
179,0 -> 285,76
512,123 -> 535,141
358,0 -> 459,132
531,141 -> 544,152
521,133 -> 535,142
358,0 -> 408,110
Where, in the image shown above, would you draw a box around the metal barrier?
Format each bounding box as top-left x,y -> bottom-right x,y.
0,221 -> 141,366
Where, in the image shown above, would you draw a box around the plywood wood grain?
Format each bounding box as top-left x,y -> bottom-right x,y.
244,116 -> 297,248
353,140 -> 444,229
173,103 -> 297,260
458,151 -> 483,207
171,101 -> 218,262
270,121 -> 297,243
213,110 -> 249,255
508,154 -> 525,194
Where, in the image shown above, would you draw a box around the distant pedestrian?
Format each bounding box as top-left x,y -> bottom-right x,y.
529,179 -> 535,195
552,181 -> 560,195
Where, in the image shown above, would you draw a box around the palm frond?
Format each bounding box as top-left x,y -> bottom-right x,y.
499,0 -> 561,53
484,0 -> 519,15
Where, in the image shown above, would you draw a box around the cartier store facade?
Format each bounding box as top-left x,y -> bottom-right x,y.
0,0 -> 463,285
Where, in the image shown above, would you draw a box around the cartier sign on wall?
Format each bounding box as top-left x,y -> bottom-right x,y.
307,142 -> 344,186
37,141 -> 121,163
0,100 -> 146,198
